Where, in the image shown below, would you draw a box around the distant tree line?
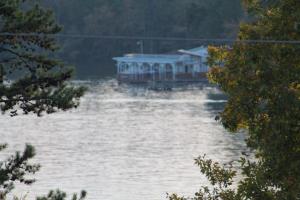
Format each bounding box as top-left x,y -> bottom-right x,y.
42,0 -> 244,78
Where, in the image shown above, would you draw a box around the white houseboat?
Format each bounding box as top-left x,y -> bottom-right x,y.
113,47 -> 209,83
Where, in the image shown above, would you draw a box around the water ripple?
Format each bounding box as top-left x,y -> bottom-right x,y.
0,80 -> 246,200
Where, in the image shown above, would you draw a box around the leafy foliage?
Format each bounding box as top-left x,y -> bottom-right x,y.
168,156 -> 237,200
170,0 -> 300,199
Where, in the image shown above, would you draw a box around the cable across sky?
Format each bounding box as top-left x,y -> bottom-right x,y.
0,33 -> 300,45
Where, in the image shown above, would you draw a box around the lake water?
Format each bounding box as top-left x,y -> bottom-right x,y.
0,79 -> 246,200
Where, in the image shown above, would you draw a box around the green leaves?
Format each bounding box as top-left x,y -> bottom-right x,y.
207,0 -> 300,199
171,0 -> 300,199
169,156 -> 238,200
195,155 -> 236,188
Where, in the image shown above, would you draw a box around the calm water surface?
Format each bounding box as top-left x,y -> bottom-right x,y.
0,80 -> 246,200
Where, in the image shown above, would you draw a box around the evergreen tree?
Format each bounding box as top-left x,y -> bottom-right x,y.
0,0 -> 86,199
0,0 -> 85,116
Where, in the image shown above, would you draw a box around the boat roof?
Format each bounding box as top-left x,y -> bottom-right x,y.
113,47 -> 208,63
178,46 -> 208,57
113,54 -> 182,64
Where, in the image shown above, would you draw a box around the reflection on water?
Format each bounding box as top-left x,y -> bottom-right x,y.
0,79 -> 246,200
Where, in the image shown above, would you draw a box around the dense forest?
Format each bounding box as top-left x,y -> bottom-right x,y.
42,0 -> 244,78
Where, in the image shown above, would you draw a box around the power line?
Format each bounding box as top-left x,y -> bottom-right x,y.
0,33 -> 300,44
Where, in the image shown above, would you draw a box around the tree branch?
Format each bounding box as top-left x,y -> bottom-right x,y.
0,47 -> 33,71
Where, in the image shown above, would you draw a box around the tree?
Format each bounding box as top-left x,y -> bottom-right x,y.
0,0 -> 85,116
0,0 -> 86,199
169,0 -> 300,199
